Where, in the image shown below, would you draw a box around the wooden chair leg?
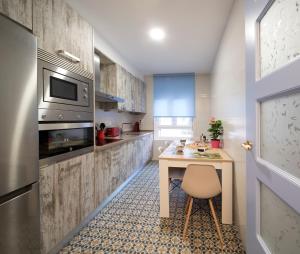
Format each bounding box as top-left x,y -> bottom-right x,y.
185,196 -> 192,214
208,198 -> 224,247
183,197 -> 193,239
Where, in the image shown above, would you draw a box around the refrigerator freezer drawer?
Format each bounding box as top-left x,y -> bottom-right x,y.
0,183 -> 40,254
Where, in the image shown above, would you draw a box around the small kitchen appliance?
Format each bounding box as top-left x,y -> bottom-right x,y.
105,127 -> 120,137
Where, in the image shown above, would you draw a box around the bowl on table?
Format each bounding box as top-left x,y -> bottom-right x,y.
176,145 -> 184,153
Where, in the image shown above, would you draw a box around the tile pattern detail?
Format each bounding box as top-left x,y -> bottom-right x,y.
260,91 -> 300,179
260,0 -> 300,77
260,183 -> 300,253
60,162 -> 244,253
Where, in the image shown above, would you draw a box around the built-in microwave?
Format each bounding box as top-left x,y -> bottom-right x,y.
38,59 -> 93,122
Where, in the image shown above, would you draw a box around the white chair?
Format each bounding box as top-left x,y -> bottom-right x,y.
181,164 -> 224,247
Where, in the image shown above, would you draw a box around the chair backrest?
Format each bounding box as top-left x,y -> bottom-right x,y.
181,164 -> 221,199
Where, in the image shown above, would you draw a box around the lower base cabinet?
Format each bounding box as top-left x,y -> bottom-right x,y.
40,133 -> 153,253
94,133 -> 153,207
40,152 -> 95,254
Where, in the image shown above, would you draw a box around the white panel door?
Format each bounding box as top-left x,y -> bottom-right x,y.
245,0 -> 300,253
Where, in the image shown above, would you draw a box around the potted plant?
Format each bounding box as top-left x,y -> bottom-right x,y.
207,117 -> 223,148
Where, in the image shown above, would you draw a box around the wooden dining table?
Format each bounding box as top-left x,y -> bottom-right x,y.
158,141 -> 233,224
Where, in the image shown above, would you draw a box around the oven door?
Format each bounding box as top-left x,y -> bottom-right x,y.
43,69 -> 89,107
39,123 -> 94,167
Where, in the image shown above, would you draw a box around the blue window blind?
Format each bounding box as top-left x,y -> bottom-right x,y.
153,73 -> 195,117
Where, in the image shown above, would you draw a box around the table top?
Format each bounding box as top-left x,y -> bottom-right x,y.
159,141 -> 233,162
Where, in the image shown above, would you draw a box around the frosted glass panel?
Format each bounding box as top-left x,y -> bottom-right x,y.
260,91 -> 300,179
260,0 -> 300,77
260,183 -> 300,253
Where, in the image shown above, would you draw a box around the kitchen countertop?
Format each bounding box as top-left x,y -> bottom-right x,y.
94,131 -> 153,151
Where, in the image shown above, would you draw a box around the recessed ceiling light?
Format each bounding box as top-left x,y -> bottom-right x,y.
149,27 -> 166,41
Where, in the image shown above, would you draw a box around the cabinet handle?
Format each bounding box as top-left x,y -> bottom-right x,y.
57,50 -> 80,63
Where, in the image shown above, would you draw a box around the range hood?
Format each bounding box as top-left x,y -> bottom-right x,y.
95,90 -> 124,103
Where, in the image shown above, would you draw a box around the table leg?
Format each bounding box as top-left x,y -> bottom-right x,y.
159,159 -> 169,217
221,162 -> 233,224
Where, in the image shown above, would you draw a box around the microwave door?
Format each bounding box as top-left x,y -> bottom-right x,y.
43,69 -> 89,107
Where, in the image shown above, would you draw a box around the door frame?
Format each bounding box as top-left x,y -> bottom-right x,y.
245,0 -> 300,253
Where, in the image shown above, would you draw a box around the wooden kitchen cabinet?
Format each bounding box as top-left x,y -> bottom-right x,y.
40,152 -> 95,254
94,134 -> 153,207
0,0 -> 32,30
80,152 -> 95,219
116,65 -> 126,111
141,80 -> 146,113
100,63 -> 118,96
40,134 -> 152,253
101,62 -> 146,113
33,0 -> 93,74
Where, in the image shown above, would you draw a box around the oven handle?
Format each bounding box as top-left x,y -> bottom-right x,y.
39,122 -> 93,131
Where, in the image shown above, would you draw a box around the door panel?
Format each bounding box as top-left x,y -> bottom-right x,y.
260,0 -> 300,77
246,0 -> 300,253
260,183 -> 300,253
260,91 -> 300,179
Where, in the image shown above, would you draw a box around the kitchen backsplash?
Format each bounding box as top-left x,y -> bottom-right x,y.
95,106 -> 144,132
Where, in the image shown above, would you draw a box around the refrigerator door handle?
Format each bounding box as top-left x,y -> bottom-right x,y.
0,184 -> 33,206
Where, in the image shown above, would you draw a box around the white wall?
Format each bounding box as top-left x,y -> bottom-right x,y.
193,74 -> 211,139
210,0 -> 246,245
141,74 -> 211,160
95,105 -> 144,131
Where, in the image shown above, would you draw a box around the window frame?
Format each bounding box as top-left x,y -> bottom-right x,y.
154,117 -> 194,140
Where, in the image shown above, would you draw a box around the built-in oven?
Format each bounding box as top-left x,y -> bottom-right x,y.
39,123 -> 94,167
38,59 -> 93,122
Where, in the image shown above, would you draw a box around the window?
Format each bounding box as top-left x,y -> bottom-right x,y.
154,117 -> 193,140
153,73 -> 195,140
153,73 -> 195,117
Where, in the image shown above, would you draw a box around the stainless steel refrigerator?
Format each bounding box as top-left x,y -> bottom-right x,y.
0,14 -> 40,253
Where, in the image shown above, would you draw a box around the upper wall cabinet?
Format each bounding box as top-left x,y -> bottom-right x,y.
32,0 -> 93,74
0,0 -> 32,30
95,54 -> 146,113
117,65 -> 146,113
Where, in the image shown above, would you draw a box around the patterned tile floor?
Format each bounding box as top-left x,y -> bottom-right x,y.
60,161 -> 245,254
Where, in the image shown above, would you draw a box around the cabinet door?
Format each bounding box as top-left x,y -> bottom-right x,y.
0,0 -> 32,30
101,149 -> 112,200
80,152 -> 95,220
110,145 -> 123,190
33,0 -> 93,73
99,63 -> 107,94
125,71 -> 132,111
141,81 -> 146,113
94,150 -> 104,206
40,156 -> 81,254
105,64 -> 117,97
116,65 -> 126,110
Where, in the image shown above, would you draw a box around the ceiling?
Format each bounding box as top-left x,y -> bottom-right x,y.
67,0 -> 234,75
